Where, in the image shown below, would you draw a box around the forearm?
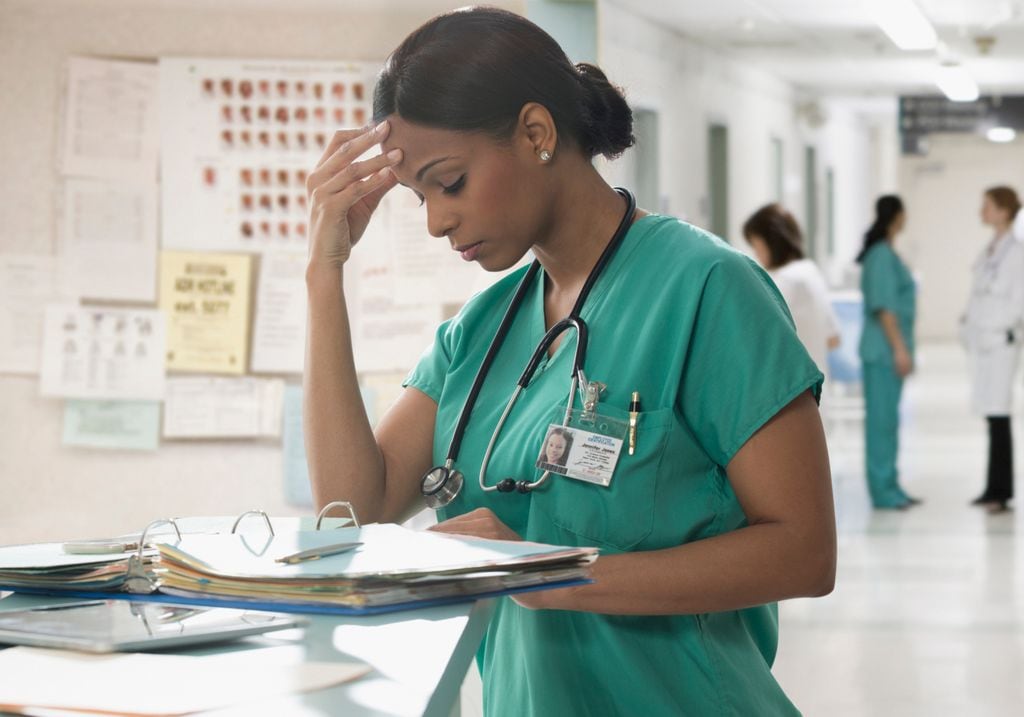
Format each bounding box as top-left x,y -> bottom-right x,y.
878,310 -> 907,354
304,262 -> 386,520
542,520 -> 835,615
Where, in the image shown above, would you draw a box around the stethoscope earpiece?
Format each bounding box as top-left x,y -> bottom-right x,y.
515,480 -> 532,494
496,478 -> 517,493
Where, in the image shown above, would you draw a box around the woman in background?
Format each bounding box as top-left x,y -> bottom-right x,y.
744,203 -> 840,376
857,195 -> 920,510
961,186 -> 1024,513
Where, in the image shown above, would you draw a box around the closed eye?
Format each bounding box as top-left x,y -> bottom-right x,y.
441,175 -> 466,195
407,175 -> 465,207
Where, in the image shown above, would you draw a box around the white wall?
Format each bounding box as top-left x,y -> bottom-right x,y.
899,133 -> 1024,341
595,1 -> 886,278
0,0 -> 522,545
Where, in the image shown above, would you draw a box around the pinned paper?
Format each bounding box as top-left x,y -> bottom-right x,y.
0,254 -> 66,375
63,400 -> 161,451
39,305 -> 166,400
163,376 -> 284,439
159,251 -> 252,375
59,178 -> 158,302
252,250 -> 307,374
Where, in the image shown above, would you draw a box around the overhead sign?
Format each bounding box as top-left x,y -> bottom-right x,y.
899,95 -> 1024,154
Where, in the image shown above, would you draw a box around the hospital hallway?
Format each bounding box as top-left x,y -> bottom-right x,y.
774,342 -> 1024,715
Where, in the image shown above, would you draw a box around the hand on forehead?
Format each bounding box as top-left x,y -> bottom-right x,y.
381,117 -> 461,177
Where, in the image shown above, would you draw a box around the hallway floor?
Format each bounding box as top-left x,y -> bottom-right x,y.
774,343 -> 1024,716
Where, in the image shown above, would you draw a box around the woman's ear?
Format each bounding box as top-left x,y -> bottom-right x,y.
517,102 -> 558,163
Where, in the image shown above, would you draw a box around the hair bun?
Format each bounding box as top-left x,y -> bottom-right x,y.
574,62 -> 635,159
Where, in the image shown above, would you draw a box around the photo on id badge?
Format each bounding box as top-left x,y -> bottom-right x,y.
535,421 -> 624,487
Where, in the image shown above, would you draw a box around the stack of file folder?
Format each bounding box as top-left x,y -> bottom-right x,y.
0,524 -> 597,615
0,543 -> 154,592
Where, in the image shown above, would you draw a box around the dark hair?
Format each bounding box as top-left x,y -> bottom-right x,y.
742,203 -> 805,268
985,185 -> 1021,222
373,7 -> 635,160
543,427 -> 573,466
856,195 -> 905,263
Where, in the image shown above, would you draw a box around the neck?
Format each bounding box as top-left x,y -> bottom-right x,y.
993,222 -> 1011,238
530,164 -> 630,295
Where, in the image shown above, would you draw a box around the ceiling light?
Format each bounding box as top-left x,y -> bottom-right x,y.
865,0 -> 938,50
935,63 -> 980,102
986,127 -> 1017,143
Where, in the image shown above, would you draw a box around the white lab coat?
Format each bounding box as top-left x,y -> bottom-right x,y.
769,258 -> 840,377
961,230 -> 1024,416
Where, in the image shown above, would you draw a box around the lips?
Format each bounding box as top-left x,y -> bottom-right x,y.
453,241 -> 483,262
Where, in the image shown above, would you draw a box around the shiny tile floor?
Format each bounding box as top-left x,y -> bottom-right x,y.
774,343 -> 1024,716
458,343 -> 1023,716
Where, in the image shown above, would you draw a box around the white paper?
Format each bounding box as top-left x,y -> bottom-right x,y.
59,178 -> 158,302
0,254 -> 66,374
382,189 -> 482,306
160,57 -> 378,253
0,647 -> 369,716
163,376 -> 285,439
252,250 -> 308,374
60,56 -> 160,180
39,305 -> 166,400
349,219 -> 441,374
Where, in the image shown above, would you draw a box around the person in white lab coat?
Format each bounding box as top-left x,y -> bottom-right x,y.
744,203 -> 840,376
961,186 -> 1024,513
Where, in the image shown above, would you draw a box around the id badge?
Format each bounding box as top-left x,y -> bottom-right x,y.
534,409 -> 628,487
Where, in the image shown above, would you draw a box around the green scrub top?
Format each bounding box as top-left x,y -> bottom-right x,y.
859,242 -> 916,365
404,215 -> 823,716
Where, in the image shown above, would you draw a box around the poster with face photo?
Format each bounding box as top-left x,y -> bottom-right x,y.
159,58 -> 378,253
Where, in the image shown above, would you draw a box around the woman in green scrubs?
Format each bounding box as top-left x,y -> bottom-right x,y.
857,195 -> 919,509
303,8 -> 836,715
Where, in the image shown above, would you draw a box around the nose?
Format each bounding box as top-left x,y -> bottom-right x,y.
425,200 -> 458,239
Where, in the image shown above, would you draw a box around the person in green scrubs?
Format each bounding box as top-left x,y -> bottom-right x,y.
302,8 -> 836,716
857,195 -> 919,510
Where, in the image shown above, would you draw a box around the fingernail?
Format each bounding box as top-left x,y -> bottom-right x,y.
386,149 -> 402,162
375,121 -> 388,135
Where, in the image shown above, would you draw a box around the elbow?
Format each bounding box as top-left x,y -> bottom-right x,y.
804,543 -> 837,597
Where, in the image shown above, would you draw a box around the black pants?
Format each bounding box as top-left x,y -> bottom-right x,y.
984,416 -> 1014,502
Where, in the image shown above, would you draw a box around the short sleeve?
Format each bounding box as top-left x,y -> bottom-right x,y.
862,247 -> 899,313
402,318 -> 456,403
679,251 -> 824,467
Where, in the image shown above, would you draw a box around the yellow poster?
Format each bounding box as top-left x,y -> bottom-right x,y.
159,251 -> 252,375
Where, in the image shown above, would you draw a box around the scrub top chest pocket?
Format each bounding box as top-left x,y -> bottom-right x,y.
530,403 -> 675,552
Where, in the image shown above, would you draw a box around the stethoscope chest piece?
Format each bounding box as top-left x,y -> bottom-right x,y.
421,463 -> 464,509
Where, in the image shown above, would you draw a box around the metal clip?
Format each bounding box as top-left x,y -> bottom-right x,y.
124,519 -> 181,594
579,372 -> 606,423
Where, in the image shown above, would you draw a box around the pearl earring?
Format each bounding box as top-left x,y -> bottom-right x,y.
539,149 -> 552,162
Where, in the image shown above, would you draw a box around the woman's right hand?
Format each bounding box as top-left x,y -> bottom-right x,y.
893,345 -> 914,378
305,121 -> 402,269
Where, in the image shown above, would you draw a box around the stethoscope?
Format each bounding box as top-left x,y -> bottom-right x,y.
420,188 -> 637,509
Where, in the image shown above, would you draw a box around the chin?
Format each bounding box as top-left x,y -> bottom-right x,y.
478,252 -> 526,273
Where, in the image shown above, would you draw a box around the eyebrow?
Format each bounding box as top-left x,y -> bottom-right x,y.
415,156 -> 454,183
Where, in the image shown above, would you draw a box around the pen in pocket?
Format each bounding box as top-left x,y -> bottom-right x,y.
628,391 -> 641,455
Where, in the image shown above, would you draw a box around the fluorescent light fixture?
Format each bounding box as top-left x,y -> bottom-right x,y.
865,0 -> 937,50
935,63 -> 980,102
986,127 -> 1017,143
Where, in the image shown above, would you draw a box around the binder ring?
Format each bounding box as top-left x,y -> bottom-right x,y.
125,518 -> 181,594
316,501 -> 360,529
231,510 -> 276,537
